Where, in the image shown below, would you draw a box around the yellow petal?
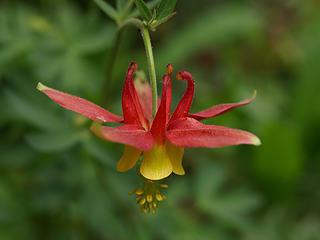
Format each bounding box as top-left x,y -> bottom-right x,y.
140,144 -> 172,180
166,140 -> 185,175
117,145 -> 141,172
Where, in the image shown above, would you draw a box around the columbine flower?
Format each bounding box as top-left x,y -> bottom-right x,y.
37,62 -> 260,212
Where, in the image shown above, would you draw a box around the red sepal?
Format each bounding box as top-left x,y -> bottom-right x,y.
167,117 -> 261,148
188,91 -> 256,121
91,122 -> 154,151
37,83 -> 123,123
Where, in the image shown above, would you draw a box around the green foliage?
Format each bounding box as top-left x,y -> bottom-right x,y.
1,0 -> 320,239
253,123 -> 303,200
156,0 -> 177,20
129,0 -> 161,18
25,131 -> 84,152
134,0 -> 153,21
93,0 -> 118,21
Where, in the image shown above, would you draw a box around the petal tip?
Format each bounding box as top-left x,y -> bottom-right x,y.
252,136 -> 262,146
90,120 -> 103,137
251,90 -> 257,100
116,166 -> 127,172
141,170 -> 172,181
116,146 -> 141,172
173,169 -> 185,176
37,82 -> 49,91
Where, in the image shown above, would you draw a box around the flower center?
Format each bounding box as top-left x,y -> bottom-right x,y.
129,179 -> 168,214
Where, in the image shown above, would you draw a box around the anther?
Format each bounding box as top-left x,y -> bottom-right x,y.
177,72 -> 183,80
156,193 -> 163,201
129,179 -> 169,213
135,188 -> 144,195
146,195 -> 153,203
166,64 -> 173,74
139,198 -> 146,205
149,203 -> 153,209
135,196 -> 142,202
128,190 -> 135,195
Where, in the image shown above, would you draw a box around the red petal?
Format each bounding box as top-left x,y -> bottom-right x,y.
170,71 -> 194,122
122,62 -> 148,129
189,91 -> 256,121
91,121 -> 154,151
167,117 -> 261,148
165,64 -> 173,123
150,64 -> 173,144
37,83 -> 123,123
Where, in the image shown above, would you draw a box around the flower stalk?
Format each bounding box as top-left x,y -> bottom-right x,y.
140,25 -> 157,118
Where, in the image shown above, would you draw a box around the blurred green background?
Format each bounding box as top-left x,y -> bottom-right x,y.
1,0 -> 320,239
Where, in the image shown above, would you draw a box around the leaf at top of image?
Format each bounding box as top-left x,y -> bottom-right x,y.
156,0 -> 177,20
135,0 -> 153,21
93,0 -> 118,21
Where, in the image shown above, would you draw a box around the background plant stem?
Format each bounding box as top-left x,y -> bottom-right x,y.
102,29 -> 124,107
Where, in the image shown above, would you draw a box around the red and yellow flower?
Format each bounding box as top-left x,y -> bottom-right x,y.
37,62 -> 260,181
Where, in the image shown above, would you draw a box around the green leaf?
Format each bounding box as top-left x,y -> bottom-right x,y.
93,0 -> 118,21
25,131 -> 83,152
156,0 -> 177,20
4,90 -> 67,131
150,12 -> 175,29
134,0 -> 153,21
83,137 -> 116,169
253,122 -> 304,200
195,162 -> 262,230
129,0 -> 160,18
116,0 -> 128,10
0,145 -> 35,168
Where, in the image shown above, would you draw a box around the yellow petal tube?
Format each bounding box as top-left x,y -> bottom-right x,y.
140,144 -> 173,180
117,145 -> 142,172
166,140 -> 185,175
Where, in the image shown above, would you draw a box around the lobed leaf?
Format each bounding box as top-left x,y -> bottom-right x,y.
93,0 -> 118,21
156,0 -> 177,20
134,0 -> 153,21
129,0 -> 160,18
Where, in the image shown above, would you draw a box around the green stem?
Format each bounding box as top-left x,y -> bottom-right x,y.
140,25 -> 157,118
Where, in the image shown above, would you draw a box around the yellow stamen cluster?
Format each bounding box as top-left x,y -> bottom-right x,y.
129,180 -> 168,214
